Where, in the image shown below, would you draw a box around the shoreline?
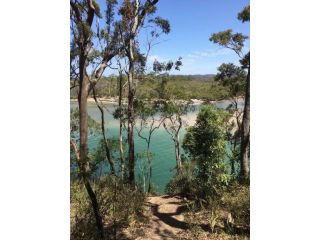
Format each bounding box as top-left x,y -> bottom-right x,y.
70,97 -> 244,105
70,97 -> 118,104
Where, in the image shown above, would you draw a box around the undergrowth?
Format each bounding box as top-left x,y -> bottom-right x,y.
70,176 -> 146,240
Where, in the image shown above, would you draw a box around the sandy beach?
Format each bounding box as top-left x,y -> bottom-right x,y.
70,97 -> 207,105
70,97 -> 118,104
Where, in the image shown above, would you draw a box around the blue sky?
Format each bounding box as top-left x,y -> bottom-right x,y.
99,0 -> 250,75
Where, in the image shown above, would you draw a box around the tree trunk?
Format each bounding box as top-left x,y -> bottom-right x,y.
127,42 -> 135,183
70,139 -> 104,239
71,2 -> 105,238
147,142 -> 152,193
231,136 -> 236,175
83,178 -> 105,239
240,67 -> 250,182
127,0 -> 140,183
92,88 -> 116,175
78,53 -> 105,239
99,107 -> 116,175
118,73 -> 125,180
175,135 -> 182,172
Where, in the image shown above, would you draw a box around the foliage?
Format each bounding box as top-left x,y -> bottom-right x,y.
240,52 -> 250,69
135,151 -> 152,192
70,74 -> 230,101
209,30 -> 248,57
71,176 -> 146,240
134,99 -> 158,118
70,1 -> 250,238
210,4 -> 250,183
237,5 -> 250,23
214,63 -> 245,179
153,57 -> 182,73
70,108 -> 102,179
89,138 -> 119,178
166,105 -> 233,200
149,17 -> 170,34
71,183 -> 100,240
221,183 -> 250,226
70,108 -> 100,137
152,57 -> 184,100
166,160 -> 197,197
183,105 -> 230,198
215,63 -> 246,98
180,183 -> 249,238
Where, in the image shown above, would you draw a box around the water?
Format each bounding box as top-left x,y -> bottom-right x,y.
70,99 -> 243,194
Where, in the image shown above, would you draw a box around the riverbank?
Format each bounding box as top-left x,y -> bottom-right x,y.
70,97 -> 118,104
70,97 -> 205,104
70,97 -> 244,105
70,97 -> 244,128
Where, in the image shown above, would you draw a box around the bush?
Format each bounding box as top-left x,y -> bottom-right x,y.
183,105 -> 230,199
70,176 -> 146,240
165,160 -> 197,197
221,183 -> 250,226
70,183 -> 100,240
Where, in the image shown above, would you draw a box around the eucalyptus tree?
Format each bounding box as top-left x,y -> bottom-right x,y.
70,1 -> 106,237
153,57 -> 182,100
116,0 -> 170,183
152,58 -> 187,173
116,58 -> 128,180
215,63 -> 246,175
161,101 -> 190,172
88,0 -> 127,177
209,4 -> 250,181
237,5 -> 250,182
134,100 -> 164,192
71,0 -> 122,177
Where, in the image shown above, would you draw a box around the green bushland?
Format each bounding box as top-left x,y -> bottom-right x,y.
71,74 -> 229,101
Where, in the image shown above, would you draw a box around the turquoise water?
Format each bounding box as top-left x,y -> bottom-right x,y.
71,100 -> 243,194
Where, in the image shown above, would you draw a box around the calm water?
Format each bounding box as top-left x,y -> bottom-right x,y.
71,100 -> 243,194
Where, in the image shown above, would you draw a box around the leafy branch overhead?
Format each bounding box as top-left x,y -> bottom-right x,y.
209,29 -> 248,57
149,16 -> 171,35
237,5 -> 250,23
153,57 -> 182,73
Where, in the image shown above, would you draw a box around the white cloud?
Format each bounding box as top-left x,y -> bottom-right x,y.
185,48 -> 233,60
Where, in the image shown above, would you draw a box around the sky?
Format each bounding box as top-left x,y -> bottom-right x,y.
99,0 -> 250,75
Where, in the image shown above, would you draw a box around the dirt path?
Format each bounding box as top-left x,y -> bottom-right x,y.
136,195 -> 189,240
122,195 -> 248,240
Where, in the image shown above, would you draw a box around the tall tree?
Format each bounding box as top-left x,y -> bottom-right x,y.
70,0 -> 105,237
117,0 -> 170,183
116,58 -> 128,180
238,5 -> 250,182
209,4 -> 250,181
89,0 -> 123,176
162,101 -> 189,172
215,63 -> 246,175
152,58 -> 185,172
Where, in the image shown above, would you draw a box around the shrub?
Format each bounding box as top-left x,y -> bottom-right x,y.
183,105 -> 230,199
70,183 -> 100,240
221,183 -> 250,226
165,160 -> 197,197
70,176 -> 146,240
